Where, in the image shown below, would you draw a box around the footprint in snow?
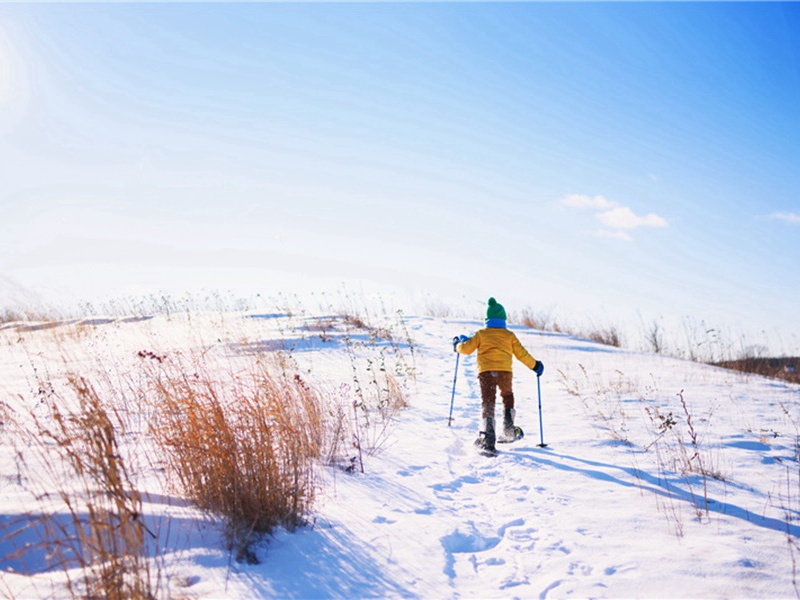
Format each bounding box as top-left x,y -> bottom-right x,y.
440,522 -> 502,554
397,465 -> 429,477
372,516 -> 397,525
430,474 -> 481,494
568,561 -> 593,576
446,439 -> 468,456
604,563 -> 638,576
440,518 -> 524,563
440,522 -> 503,579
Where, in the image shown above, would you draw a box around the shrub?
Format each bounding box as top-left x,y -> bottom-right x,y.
586,326 -> 622,348
714,357 -> 800,385
518,308 -> 561,333
144,353 -> 324,560
519,308 -> 622,348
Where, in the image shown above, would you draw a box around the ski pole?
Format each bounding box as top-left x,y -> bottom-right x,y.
448,352 -> 460,427
536,374 -> 548,447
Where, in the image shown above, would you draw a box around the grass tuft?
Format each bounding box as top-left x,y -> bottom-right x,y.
144,352 -> 323,559
5,375 -> 156,598
519,308 -> 622,348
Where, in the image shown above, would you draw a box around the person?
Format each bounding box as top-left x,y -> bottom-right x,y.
453,297 -> 544,453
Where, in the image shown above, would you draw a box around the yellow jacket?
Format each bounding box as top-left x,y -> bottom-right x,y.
456,328 -> 538,374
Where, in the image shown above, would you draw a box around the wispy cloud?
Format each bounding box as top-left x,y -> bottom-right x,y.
561,194 -> 668,241
596,206 -> 668,230
561,194 -> 618,210
596,228 -> 633,242
766,211 -> 800,225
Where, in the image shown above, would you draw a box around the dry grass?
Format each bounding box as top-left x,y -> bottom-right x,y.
2,294 -> 416,585
675,389 -> 711,517
0,307 -> 58,325
559,365 -> 723,530
518,308 -> 562,333
342,337 -> 409,469
519,308 -> 622,348
5,375 -> 156,598
422,300 -> 453,319
714,357 -> 800,385
586,327 -> 622,348
781,465 -> 800,598
143,352 -> 324,561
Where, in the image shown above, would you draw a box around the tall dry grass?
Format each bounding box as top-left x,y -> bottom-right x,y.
714,357 -> 800,385
518,308 -> 623,348
5,374 -> 156,598
343,337 -> 409,467
558,365 -> 723,531
2,294 -> 415,582
142,352 -> 324,561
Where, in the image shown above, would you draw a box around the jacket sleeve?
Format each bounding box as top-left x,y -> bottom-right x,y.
511,334 -> 538,370
456,331 -> 479,355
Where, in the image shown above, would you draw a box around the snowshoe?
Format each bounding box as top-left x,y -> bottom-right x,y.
474,416 -> 497,456
497,408 -> 524,443
497,425 -> 525,444
474,436 -> 498,457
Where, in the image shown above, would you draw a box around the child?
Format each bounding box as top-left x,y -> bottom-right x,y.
454,297 -> 544,452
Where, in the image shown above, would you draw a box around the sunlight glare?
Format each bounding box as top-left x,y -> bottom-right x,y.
0,46 -> 9,105
0,23 -> 27,127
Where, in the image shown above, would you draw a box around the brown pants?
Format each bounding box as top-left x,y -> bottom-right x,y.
478,371 -> 514,419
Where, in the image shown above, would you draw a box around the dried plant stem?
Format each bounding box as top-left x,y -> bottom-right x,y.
678,389 -> 709,517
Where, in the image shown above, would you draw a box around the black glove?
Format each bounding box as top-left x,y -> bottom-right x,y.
533,361 -> 544,376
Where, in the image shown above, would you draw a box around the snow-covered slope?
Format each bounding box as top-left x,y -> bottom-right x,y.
2,310 -> 799,598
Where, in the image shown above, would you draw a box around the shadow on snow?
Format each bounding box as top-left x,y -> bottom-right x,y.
229,333 -> 411,356
1,493 -> 202,576
512,448 -> 800,538
254,521 -> 408,598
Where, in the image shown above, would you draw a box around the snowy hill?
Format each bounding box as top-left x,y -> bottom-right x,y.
0,275 -> 43,319
1,308 -> 799,598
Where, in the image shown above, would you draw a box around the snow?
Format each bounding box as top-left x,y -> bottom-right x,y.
1,306 -> 799,598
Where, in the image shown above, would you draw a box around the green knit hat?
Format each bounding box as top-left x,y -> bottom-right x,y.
485,297 -> 507,321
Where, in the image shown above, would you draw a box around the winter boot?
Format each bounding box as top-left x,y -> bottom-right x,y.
474,416 -> 497,453
500,407 -> 516,442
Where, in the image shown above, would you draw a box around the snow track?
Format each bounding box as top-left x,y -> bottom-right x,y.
296,316 -> 800,598
2,312 -> 799,598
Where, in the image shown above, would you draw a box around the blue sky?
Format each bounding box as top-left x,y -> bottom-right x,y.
1,3 -> 799,352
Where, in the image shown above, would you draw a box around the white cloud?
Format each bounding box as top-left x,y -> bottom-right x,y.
767,212 -> 800,225
596,229 -> 632,242
561,193 -> 668,241
561,194 -> 618,210
597,206 -> 668,230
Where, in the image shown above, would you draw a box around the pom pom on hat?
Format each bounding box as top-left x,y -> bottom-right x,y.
485,297 -> 507,321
